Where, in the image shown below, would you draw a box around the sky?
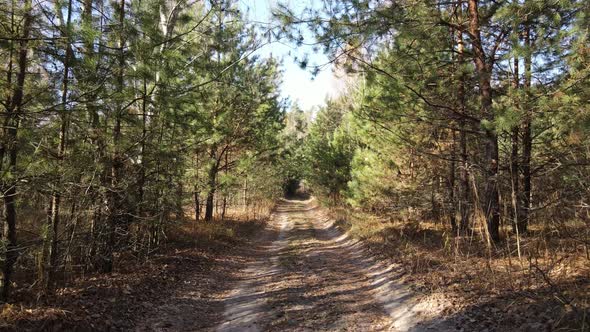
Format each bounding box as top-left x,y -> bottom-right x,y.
238,0 -> 345,111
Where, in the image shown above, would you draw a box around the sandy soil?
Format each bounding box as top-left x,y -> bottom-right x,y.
8,198 -> 584,331
216,198 -> 449,332
133,198 -> 449,332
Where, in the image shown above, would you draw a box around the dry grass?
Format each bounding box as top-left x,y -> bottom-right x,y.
331,207 -> 590,331
166,214 -> 268,249
169,202 -> 275,245
1,203 -> 274,331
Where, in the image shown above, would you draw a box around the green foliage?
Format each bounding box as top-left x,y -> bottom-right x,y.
299,99 -> 355,202
277,0 -> 590,229
0,0 -> 287,294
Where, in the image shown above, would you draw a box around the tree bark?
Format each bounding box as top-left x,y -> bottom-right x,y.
519,25 -> 532,234
204,147 -> 217,221
137,78 -> 148,223
42,0 -> 74,292
100,0 -> 126,273
243,177 -> 248,214
221,150 -> 228,220
468,0 -> 500,242
449,130 -> 458,233
194,152 -> 200,221
79,0 -> 105,272
511,57 -> 521,234
194,189 -> 200,221
455,2 -> 471,233
1,0 -> 32,301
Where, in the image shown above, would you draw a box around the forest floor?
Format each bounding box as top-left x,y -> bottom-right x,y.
2,198 -> 588,331
212,198 -> 449,332
2,198 -> 449,331
0,215 -> 265,331
331,207 -> 590,332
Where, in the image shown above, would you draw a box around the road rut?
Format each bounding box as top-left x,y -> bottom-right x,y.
217,198 -> 435,332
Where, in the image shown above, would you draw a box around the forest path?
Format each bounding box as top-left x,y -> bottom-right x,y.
216,198 -> 435,332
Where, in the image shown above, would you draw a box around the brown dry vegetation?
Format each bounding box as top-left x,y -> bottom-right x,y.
0,208 -> 269,331
331,207 -> 590,331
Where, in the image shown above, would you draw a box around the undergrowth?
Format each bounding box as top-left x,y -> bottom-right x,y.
331,207 -> 590,331
0,211 -> 269,331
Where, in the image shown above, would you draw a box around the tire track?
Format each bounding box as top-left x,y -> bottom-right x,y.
217,198 -> 447,331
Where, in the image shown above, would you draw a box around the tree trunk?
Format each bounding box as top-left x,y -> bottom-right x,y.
511,57 -> 521,234
455,2 -> 471,233
100,0 -> 126,273
1,0 -> 32,301
80,0 -> 105,272
221,150 -> 228,220
194,152 -> 200,221
137,78 -> 148,223
221,195 -> 227,220
0,0 -> 16,246
431,175 -> 441,222
468,0 -> 500,242
194,189 -> 200,221
42,0 -> 74,292
243,178 -> 248,213
519,25 -> 532,234
449,130 -> 458,233
205,147 -> 217,221
176,179 -> 184,219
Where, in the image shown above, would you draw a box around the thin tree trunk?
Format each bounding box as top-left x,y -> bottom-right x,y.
221,150 -> 228,220
511,57 -> 521,234
205,147 -> 217,221
194,189 -> 200,221
137,78 -> 148,222
449,130 -> 458,233
1,0 -> 32,301
176,179 -> 183,219
221,195 -> 227,220
101,0 -> 126,273
520,25 -> 532,234
80,0 -> 105,272
459,124 -> 470,233
468,0 -> 500,242
431,175 -> 441,221
0,0 -> 15,247
455,1 -> 471,233
243,178 -> 248,213
42,0 -> 74,292
448,7 -> 460,233
194,152 -> 200,221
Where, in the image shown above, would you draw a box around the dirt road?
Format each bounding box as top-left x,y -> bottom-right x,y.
216,198 -> 444,332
